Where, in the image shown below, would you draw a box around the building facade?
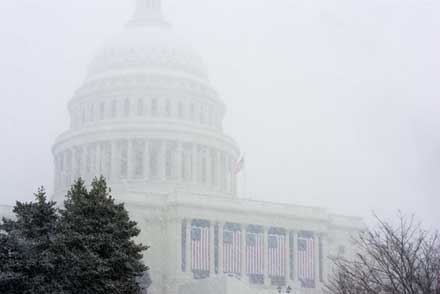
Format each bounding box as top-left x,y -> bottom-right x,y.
51,1 -> 363,294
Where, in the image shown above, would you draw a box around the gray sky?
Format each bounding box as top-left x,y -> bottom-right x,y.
0,0 -> 439,229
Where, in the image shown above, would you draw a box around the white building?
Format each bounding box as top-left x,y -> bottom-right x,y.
16,1 -> 364,294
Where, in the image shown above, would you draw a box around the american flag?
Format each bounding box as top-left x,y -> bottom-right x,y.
268,234 -> 286,277
191,225 -> 210,272
223,229 -> 241,274
246,231 -> 264,275
232,155 -> 245,174
298,232 -> 315,288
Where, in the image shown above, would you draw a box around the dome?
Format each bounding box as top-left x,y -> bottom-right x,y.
86,5 -> 208,81
52,0 -> 240,202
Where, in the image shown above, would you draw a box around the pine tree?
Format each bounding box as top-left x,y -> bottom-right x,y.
0,178 -> 150,293
0,187 -> 62,294
59,177 -> 149,294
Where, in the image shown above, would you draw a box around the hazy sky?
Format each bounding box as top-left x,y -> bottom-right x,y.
0,0 -> 439,229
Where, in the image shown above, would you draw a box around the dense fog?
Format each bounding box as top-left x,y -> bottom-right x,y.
0,0 -> 439,229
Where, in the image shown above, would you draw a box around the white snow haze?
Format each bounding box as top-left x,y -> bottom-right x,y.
0,0 -> 439,229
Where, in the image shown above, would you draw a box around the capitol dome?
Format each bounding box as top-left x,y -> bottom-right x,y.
87,23 -> 209,81
52,0 -> 240,203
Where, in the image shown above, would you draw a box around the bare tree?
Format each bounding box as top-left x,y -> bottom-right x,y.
326,214 -> 440,294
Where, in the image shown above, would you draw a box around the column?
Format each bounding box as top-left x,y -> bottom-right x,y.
206,148 -> 212,186
54,155 -> 59,190
81,145 -> 88,181
175,218 -> 183,275
71,148 -> 77,181
185,218 -> 192,273
218,222 -> 224,274
127,139 -> 134,179
192,144 -> 197,183
292,231 -> 298,282
314,232 -> 320,286
320,233 -> 328,283
111,141 -> 119,181
96,142 -> 101,177
231,156 -> 237,196
241,224 -> 247,277
159,140 -> 166,180
210,221 -> 215,275
285,230 -> 291,283
216,150 -> 221,189
264,227 -> 270,286
144,140 -> 150,180
176,142 -> 183,181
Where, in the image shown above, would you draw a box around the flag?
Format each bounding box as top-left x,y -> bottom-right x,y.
246,232 -> 264,275
298,232 -> 315,288
268,234 -> 286,277
233,154 -> 245,174
223,229 -> 241,274
191,225 -> 210,273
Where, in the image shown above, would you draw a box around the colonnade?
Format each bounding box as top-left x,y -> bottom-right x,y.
179,219 -> 328,288
54,139 -> 237,194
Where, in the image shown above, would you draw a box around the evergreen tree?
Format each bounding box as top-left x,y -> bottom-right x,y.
0,178 -> 150,294
0,187 -> 62,294
59,177 -> 149,294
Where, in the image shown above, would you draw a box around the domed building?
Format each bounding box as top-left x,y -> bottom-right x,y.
51,1 -> 363,294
